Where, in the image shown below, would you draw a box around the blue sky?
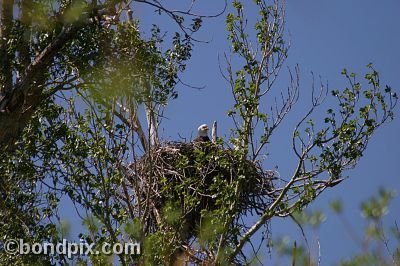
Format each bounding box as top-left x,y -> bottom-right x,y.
133,0 -> 400,264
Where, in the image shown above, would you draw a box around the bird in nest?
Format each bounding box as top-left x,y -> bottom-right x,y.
193,124 -> 211,143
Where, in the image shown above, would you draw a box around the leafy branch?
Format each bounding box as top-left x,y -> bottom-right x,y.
222,0 -> 398,262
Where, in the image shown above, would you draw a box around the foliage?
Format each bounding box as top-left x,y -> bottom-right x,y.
340,189 -> 399,266
271,188 -> 399,266
0,0 -> 206,265
0,0 -> 398,265
222,0 -> 397,263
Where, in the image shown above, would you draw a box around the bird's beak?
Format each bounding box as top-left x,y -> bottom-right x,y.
204,126 -> 209,130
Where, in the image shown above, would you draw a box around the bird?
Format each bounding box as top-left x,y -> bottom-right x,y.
193,124 -> 211,142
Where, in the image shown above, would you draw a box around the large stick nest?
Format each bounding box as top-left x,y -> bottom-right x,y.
126,141 -> 274,240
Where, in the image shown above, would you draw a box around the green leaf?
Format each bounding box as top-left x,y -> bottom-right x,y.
330,200 -> 343,214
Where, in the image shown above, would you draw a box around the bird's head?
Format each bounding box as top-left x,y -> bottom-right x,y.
198,124 -> 209,137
